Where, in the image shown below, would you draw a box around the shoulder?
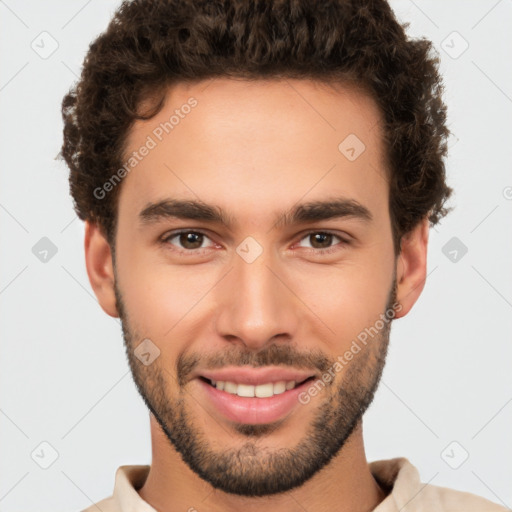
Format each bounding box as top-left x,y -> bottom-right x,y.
370,457 -> 508,512
80,495 -> 117,512
79,464 -> 152,512
420,483 -> 509,511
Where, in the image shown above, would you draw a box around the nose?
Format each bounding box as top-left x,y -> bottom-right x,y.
215,245 -> 299,351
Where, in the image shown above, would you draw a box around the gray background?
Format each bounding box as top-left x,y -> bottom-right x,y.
1,1 -> 511,510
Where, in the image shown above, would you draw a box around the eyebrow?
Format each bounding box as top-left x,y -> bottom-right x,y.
138,197 -> 373,229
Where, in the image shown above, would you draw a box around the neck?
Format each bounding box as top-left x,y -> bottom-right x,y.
138,415 -> 387,512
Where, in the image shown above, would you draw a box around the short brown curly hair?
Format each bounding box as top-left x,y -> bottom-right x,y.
60,0 -> 453,255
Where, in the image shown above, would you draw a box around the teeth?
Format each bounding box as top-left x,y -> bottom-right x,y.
285,380 -> 296,390
211,379 -> 299,397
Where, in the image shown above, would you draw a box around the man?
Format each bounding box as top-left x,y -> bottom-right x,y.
60,0 -> 506,510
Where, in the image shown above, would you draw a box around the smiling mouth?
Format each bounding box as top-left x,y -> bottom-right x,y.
198,375 -> 315,398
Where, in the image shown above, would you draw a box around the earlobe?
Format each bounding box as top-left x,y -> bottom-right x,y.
84,221 -> 119,318
394,217 -> 429,319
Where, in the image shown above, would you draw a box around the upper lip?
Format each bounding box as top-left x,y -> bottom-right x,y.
195,366 -> 316,386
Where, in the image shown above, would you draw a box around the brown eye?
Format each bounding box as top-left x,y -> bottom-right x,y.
179,232 -> 203,249
162,230 -> 215,252
309,232 -> 334,249
297,231 -> 345,251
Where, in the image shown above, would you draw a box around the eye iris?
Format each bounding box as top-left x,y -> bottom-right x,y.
310,233 -> 332,249
180,232 -> 203,249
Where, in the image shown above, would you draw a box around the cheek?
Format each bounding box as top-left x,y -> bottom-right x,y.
288,251 -> 393,345
116,239 -> 217,342
121,266 -> 202,333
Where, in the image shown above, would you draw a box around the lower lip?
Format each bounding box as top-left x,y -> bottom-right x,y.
197,377 -> 314,425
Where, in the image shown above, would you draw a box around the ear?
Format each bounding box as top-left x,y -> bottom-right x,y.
84,220 -> 119,318
394,217 -> 429,319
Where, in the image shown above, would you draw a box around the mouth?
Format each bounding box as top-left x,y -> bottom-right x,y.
198,375 -> 316,397
196,375 -> 318,425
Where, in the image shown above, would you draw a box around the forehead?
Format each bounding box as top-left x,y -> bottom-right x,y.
119,77 -> 389,228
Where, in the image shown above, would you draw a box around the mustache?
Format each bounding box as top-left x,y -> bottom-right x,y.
177,344 -> 333,387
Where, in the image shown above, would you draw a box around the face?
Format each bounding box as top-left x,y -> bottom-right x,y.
97,77 -> 412,496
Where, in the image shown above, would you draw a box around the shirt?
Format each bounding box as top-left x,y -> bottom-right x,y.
81,457 -> 509,512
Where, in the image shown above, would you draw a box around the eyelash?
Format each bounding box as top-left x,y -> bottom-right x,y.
160,229 -> 350,256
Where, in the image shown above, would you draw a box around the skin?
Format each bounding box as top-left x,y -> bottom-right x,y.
84,77 -> 429,512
